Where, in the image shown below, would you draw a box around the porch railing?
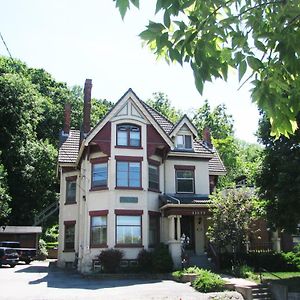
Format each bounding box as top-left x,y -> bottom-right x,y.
248,242 -> 273,252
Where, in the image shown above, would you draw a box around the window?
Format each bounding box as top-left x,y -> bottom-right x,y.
176,168 -> 194,193
148,165 -> 159,191
149,215 -> 160,247
117,124 -> 141,147
176,135 -> 192,149
64,222 -> 75,251
92,163 -> 107,188
116,215 -> 142,245
116,161 -> 141,188
66,177 -> 76,203
90,216 -> 107,247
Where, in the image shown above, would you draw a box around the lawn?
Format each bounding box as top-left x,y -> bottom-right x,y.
259,272 -> 300,292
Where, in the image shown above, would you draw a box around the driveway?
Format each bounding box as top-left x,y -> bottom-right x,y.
0,260 -> 207,300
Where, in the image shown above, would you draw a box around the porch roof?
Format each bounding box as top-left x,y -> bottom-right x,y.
159,194 -> 210,206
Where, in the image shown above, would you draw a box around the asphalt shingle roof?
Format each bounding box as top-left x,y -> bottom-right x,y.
58,90 -> 226,175
58,129 -> 80,163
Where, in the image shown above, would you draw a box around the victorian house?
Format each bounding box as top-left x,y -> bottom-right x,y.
57,79 -> 226,273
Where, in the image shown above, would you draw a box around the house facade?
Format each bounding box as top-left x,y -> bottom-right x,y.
57,79 -> 226,273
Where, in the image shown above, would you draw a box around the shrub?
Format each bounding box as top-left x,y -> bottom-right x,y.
137,249 -> 153,272
152,243 -> 173,273
191,269 -> 226,293
172,267 -> 202,281
37,238 -> 48,260
220,251 -> 298,272
98,249 -> 123,273
282,246 -> 300,270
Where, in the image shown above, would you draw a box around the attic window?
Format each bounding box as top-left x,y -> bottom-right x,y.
176,135 -> 192,149
117,124 -> 141,147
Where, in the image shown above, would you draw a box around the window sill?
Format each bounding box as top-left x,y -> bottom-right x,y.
63,249 -> 75,253
176,192 -> 195,194
148,188 -> 161,193
115,244 -> 144,248
115,146 -> 143,149
64,201 -> 77,205
90,244 -> 108,249
115,187 -> 143,191
90,186 -> 108,192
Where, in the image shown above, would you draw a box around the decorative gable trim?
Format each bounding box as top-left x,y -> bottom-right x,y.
170,114 -> 198,138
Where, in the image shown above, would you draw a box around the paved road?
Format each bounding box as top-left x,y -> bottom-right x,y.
0,260 -> 207,300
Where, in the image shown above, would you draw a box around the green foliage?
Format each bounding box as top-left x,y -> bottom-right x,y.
37,238 -> 48,260
229,264 -> 259,281
43,224 -> 59,243
0,155 -> 11,223
0,56 -> 112,225
137,249 -> 153,272
152,243 -> 173,273
172,266 -> 202,281
114,0 -> 300,138
207,188 -> 262,253
257,113 -> 300,232
220,251 -> 299,272
282,246 -> 300,270
191,269 -> 226,293
98,248 -> 124,273
147,92 -> 182,123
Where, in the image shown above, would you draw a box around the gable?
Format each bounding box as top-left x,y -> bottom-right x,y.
114,99 -> 145,121
84,89 -> 173,148
170,115 -> 198,138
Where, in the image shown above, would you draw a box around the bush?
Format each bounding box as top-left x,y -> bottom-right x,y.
220,251 -> 298,272
229,264 -> 260,281
152,243 -> 173,273
191,269 -> 226,293
137,249 -> 153,272
282,245 -> 300,270
98,249 -> 123,273
172,266 -> 202,281
37,238 -> 48,260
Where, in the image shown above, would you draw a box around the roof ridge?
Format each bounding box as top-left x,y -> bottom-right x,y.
141,100 -> 175,127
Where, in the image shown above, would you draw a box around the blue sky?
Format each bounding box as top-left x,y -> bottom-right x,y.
0,0 -> 260,143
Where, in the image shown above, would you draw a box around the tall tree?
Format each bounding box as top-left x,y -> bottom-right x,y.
257,114 -> 300,233
147,92 -> 182,123
114,0 -> 300,137
0,155 -> 11,224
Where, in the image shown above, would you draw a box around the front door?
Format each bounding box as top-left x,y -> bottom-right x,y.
181,216 -> 195,252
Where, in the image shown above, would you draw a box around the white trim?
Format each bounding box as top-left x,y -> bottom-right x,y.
168,151 -> 214,159
170,115 -> 198,138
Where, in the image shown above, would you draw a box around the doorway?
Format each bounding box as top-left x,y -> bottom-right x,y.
180,216 -> 195,252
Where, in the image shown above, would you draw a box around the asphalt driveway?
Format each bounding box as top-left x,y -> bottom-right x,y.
0,260 -> 206,300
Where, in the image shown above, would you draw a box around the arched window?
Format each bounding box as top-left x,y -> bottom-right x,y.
117,124 -> 141,147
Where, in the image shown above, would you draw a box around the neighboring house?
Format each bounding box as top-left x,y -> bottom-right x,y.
57,79 -> 226,273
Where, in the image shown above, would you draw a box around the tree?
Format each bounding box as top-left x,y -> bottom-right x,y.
147,92 -> 182,123
193,100 -> 239,187
257,114 -> 300,233
114,0 -> 300,137
0,156 -> 11,224
207,188 -> 261,253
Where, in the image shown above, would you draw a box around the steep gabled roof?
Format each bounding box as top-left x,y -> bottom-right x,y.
169,114 -> 198,137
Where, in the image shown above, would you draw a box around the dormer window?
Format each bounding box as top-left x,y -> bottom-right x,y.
117,124 -> 141,147
176,135 -> 192,149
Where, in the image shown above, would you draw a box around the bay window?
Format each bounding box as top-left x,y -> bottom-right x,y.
116,161 -> 141,188
116,215 -> 142,245
90,215 -> 107,247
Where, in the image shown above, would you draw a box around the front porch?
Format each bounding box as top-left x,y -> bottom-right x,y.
160,194 -> 212,268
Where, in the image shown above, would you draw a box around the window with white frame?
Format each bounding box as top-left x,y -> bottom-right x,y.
116,215 -> 142,245
176,135 -> 192,149
90,215 -> 107,247
175,169 -> 195,193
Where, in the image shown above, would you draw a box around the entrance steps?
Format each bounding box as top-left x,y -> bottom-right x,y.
251,284 -> 273,300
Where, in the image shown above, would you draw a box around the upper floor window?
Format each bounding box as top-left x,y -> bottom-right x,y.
176,135 -> 192,149
117,124 -> 141,147
175,166 -> 195,193
92,163 -> 108,189
148,164 -> 159,191
65,177 -> 76,204
116,161 -> 141,188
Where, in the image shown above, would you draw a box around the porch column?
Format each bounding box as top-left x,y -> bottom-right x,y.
168,215 -> 181,268
168,215 -> 175,241
176,216 -> 181,241
272,230 -> 281,252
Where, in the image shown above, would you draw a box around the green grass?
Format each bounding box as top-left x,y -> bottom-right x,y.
258,272 -> 300,292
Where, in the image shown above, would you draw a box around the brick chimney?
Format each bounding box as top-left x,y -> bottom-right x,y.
63,103 -> 71,135
83,79 -> 92,135
202,127 -> 212,148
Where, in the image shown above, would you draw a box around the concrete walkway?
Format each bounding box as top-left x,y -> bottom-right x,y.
220,274 -> 258,287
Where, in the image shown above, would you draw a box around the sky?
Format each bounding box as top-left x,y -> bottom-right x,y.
0,0 -> 260,143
